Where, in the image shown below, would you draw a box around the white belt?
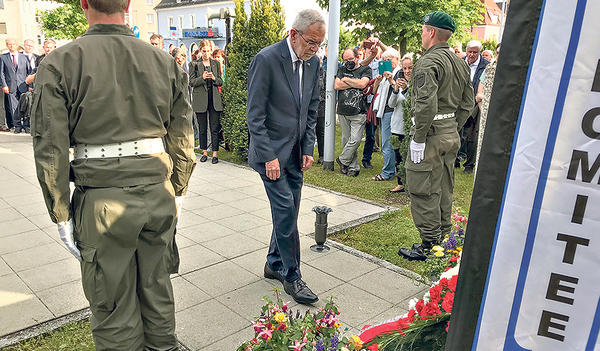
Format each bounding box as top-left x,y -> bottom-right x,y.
411,112 -> 456,125
433,112 -> 455,120
73,138 -> 165,160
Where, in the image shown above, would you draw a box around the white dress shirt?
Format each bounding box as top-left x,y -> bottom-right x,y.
469,56 -> 481,81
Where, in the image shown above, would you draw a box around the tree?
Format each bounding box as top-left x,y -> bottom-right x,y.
37,1 -> 88,40
316,0 -> 484,56
221,0 -> 286,158
338,25 -> 359,56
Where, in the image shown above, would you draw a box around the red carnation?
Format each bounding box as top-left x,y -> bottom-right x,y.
429,285 -> 442,304
438,278 -> 449,289
446,322 -> 450,332
421,301 -> 441,317
449,256 -> 459,262
448,275 -> 458,292
416,300 -> 425,316
368,344 -> 379,351
407,309 -> 416,323
397,317 -> 411,331
442,292 -> 454,313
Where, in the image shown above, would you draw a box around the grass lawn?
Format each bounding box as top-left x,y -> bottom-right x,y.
3,320 -> 94,351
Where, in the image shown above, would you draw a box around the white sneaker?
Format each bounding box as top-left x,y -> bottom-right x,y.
194,145 -> 201,150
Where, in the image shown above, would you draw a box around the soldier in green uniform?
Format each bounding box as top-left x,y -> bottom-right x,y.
31,0 -> 196,350
399,11 -> 474,261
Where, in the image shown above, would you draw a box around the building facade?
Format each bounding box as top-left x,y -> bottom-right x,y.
155,0 -> 248,57
126,0 -> 159,41
0,0 -> 38,52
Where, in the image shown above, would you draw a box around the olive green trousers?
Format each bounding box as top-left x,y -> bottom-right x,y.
72,181 -> 179,351
405,131 -> 460,244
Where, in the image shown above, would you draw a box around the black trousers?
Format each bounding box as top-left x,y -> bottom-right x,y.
262,143 -> 303,282
196,103 -> 220,151
316,115 -> 325,158
393,133 -> 405,186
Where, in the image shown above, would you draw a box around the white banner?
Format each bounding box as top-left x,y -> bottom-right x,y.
474,0 -> 600,350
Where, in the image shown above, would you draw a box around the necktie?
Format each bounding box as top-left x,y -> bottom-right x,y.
13,54 -> 17,69
293,60 -> 301,104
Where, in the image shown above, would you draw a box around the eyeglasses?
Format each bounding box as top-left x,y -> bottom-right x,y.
298,32 -> 322,49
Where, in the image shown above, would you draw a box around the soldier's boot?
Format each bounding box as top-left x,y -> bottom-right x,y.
398,241 -> 434,261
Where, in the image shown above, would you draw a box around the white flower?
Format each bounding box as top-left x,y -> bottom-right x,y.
341,348 -> 350,351
408,298 -> 419,310
440,264 -> 460,280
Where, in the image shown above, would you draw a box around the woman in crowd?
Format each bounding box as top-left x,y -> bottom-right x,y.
387,56 -> 412,193
189,39 -> 223,164
212,49 -> 227,86
371,48 -> 403,182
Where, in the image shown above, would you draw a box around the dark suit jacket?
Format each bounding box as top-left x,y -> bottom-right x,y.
189,58 -> 223,113
246,38 -> 320,175
0,52 -> 32,94
466,55 -> 489,98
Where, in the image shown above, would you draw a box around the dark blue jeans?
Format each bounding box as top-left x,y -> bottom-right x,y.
362,122 -> 377,162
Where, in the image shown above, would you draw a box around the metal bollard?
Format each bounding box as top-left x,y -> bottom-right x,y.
311,206 -> 333,252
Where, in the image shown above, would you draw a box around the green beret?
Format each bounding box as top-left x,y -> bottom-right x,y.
423,11 -> 456,33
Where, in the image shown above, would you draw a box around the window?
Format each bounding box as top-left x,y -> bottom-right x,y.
0,0 -> 4,9
0,23 -> 6,35
178,15 -> 184,29
147,32 -> 155,40
146,13 -> 154,23
190,14 -> 196,28
168,16 -> 174,28
145,0 -> 153,4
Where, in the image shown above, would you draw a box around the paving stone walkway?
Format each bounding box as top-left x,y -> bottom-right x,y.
0,133 -> 427,350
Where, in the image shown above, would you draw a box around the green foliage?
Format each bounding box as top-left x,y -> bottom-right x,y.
338,25 -> 359,57
316,0 -> 484,55
37,3 -> 88,40
481,37 -> 499,52
372,317 -> 449,351
4,319 -> 94,351
222,0 -> 285,158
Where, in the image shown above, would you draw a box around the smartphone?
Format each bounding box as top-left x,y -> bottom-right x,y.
363,40 -> 374,49
378,60 -> 392,75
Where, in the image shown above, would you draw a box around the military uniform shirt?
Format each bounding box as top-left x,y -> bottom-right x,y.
411,42 -> 474,143
31,24 -> 196,223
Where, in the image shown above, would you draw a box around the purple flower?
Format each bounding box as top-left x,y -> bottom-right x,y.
330,333 -> 339,350
444,231 -> 458,250
315,339 -> 325,351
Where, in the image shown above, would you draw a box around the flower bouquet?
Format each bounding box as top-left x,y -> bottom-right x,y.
421,211 -> 466,281
358,268 -> 459,351
237,289 -> 366,351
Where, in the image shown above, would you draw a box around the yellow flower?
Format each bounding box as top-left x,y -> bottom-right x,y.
432,245 -> 444,252
273,312 -> 287,324
434,251 -> 444,257
334,322 -> 343,327
350,335 -> 363,349
453,250 -> 460,255
457,247 -> 463,252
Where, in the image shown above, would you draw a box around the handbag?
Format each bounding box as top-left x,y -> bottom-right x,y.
363,79 -> 376,96
366,93 -> 379,125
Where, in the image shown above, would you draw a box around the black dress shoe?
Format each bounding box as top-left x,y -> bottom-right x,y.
14,127 -> 22,134
347,170 -> 360,177
317,157 -> 323,165
362,160 -> 373,169
200,155 -> 208,162
212,156 -> 219,164
398,243 -> 431,261
263,263 -> 284,284
336,157 -> 348,175
283,278 -> 319,304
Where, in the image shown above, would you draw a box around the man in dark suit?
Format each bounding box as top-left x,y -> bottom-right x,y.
457,40 -> 489,173
246,9 -> 326,304
1,38 -> 32,133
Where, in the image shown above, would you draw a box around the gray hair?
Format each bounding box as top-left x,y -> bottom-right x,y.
466,40 -> 482,51
292,9 -> 325,33
5,37 -> 16,44
381,48 -> 400,61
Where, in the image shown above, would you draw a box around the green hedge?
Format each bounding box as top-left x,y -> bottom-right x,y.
221,0 -> 285,159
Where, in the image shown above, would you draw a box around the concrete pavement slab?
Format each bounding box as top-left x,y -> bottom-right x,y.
216,212 -> 271,232
188,202 -> 245,221
0,218 -> 37,238
182,260 -> 261,297
175,299 -> 249,350
0,229 -> 54,255
177,221 -> 236,243
171,276 -> 212,313
0,258 -> 12,277
198,327 -> 254,351
36,280 -> 89,317
241,224 -> 273,245
308,250 -> 379,282
18,258 -> 81,292
215,279 -> 279,322
176,244 -> 226,275
202,233 -> 266,259
2,241 -> 72,272
349,268 -> 428,305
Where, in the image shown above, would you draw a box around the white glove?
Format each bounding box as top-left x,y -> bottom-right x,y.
57,219 -> 82,261
175,196 -> 184,219
410,140 -> 426,164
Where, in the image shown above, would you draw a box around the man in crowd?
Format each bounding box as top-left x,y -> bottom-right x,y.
22,39 -> 39,72
398,11 -> 474,261
457,40 -> 489,173
334,48 -> 371,177
1,38 -> 32,133
26,39 -> 57,85
247,9 -> 325,304
31,0 -> 196,349
150,33 -> 165,50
